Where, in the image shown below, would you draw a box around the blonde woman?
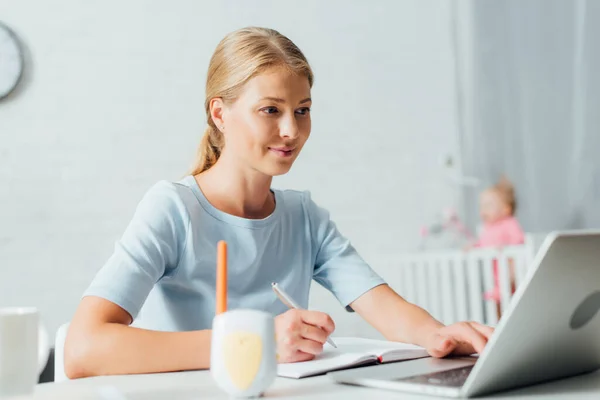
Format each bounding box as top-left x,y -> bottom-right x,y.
65,27 -> 493,379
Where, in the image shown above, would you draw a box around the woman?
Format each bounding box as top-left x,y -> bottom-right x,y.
65,27 -> 492,379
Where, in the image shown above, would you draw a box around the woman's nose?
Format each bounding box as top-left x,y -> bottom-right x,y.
279,114 -> 299,139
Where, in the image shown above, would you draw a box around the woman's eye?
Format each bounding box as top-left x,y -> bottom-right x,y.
261,107 -> 279,115
295,107 -> 311,115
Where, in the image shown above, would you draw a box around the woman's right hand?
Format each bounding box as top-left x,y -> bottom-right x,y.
274,309 -> 335,363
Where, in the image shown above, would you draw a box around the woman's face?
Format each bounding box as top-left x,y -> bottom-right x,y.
218,67 -> 312,177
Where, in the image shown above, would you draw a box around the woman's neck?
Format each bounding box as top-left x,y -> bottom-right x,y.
194,158 -> 275,219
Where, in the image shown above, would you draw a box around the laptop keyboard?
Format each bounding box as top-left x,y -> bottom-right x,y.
395,365 -> 474,388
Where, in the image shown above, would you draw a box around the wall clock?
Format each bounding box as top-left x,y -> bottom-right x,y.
0,21 -> 24,100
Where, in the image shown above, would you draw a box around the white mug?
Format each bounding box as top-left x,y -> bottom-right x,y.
0,308 -> 50,398
210,309 -> 277,398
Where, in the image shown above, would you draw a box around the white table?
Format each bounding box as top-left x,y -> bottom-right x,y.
28,369 -> 600,399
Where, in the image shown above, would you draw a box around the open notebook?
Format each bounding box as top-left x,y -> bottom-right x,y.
277,337 -> 430,379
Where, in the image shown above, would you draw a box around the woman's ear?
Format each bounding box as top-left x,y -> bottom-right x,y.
209,98 -> 225,131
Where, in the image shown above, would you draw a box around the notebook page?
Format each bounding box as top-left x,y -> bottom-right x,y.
277,340 -> 376,378
277,337 -> 427,378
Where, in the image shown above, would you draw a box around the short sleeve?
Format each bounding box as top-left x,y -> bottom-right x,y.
305,192 -> 385,310
83,181 -> 190,320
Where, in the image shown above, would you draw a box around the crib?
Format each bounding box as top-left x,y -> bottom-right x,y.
378,242 -> 536,327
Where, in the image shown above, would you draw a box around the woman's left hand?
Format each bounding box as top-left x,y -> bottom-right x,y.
424,321 -> 494,358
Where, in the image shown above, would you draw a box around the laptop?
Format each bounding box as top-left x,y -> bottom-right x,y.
329,230 -> 600,397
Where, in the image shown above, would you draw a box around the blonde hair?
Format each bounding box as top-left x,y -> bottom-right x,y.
492,176 -> 517,215
189,27 -> 314,175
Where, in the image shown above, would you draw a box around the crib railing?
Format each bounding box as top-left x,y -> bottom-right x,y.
379,245 -> 534,326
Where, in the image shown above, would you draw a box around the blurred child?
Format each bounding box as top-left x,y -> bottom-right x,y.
467,177 -> 525,313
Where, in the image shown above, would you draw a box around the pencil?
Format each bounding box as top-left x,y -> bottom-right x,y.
216,240 -> 227,315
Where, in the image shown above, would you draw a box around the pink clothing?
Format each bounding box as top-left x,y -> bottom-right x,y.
474,217 -> 525,302
474,216 -> 525,248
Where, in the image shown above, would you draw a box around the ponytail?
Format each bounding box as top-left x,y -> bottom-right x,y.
189,125 -> 224,175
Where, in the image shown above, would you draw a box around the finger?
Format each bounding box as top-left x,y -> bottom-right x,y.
296,337 -> 325,355
300,323 -> 329,344
299,310 -> 335,334
293,351 -> 316,363
277,349 -> 315,364
468,322 -> 494,340
428,335 -> 458,358
453,342 -> 478,356
432,336 -> 479,357
451,323 -> 488,354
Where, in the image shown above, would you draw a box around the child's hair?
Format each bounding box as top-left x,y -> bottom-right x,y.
492,176 -> 517,215
189,27 -> 314,175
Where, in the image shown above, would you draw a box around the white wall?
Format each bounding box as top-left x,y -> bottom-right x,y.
0,0 -> 461,340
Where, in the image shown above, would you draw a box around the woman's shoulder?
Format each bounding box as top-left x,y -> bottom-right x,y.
274,187 -> 308,199
273,188 -> 318,210
135,178 -> 199,223
142,179 -> 195,204
273,188 -> 333,227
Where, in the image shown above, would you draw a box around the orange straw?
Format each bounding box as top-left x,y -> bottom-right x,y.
216,240 -> 228,315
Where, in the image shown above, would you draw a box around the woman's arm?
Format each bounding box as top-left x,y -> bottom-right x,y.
350,284 -> 443,344
65,296 -> 335,378
64,182 -> 207,378
350,284 -> 493,357
65,296 -> 211,378
301,193 -> 494,357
